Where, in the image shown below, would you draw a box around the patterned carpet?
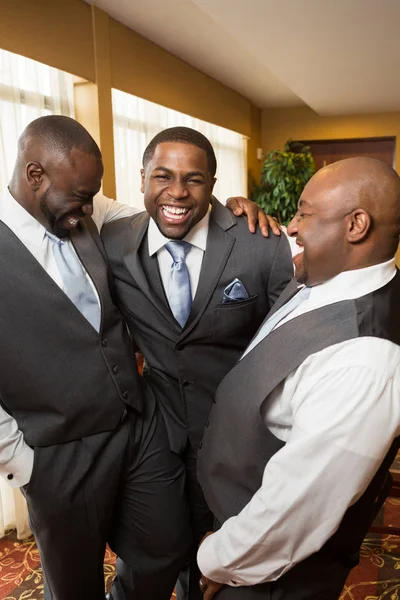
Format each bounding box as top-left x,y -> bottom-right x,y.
0,500 -> 398,600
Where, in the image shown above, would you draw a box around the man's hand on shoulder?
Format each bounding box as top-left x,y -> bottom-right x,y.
226,196 -> 281,238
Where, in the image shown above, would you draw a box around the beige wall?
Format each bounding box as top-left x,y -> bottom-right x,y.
0,0 -> 260,196
0,0 -> 95,82
262,106 -> 400,172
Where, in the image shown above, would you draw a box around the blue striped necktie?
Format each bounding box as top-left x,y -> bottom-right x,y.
165,241 -> 192,328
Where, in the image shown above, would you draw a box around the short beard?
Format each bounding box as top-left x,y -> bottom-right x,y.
39,186 -> 68,239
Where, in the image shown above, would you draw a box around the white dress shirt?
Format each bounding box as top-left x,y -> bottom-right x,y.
0,189 -> 139,487
147,209 -> 210,300
198,259 -> 400,587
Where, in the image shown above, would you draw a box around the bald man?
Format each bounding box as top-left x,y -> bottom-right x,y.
197,158 -> 400,600
0,115 -> 193,600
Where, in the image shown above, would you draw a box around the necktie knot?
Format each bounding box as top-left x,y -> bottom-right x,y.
298,285 -> 311,300
45,231 -> 63,247
165,241 -> 191,264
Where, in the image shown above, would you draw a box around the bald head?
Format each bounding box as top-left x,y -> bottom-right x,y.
313,157 -> 400,224
9,116 -> 103,238
287,157 -> 400,285
18,115 -> 101,162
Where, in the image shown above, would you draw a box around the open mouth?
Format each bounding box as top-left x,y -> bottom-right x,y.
160,205 -> 192,224
62,214 -> 83,230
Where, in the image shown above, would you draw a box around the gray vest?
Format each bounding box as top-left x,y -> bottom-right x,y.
198,272 -> 400,569
0,218 -> 143,447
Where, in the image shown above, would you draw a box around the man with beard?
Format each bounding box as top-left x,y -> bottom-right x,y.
0,115 -> 193,600
101,127 -> 293,600
0,116 -> 276,600
197,157 -> 400,600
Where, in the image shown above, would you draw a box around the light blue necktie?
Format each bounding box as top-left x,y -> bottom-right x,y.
241,286 -> 311,359
46,232 -> 101,331
165,241 -> 192,328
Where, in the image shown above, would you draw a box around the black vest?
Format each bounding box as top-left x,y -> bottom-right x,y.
198,272 -> 400,575
0,218 -> 143,446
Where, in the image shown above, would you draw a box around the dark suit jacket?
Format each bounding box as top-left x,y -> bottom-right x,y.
101,200 -> 293,453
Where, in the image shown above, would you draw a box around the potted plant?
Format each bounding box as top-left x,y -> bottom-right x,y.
252,140 -> 315,224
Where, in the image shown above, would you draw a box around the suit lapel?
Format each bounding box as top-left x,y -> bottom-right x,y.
122,213 -> 181,332
181,200 -> 236,340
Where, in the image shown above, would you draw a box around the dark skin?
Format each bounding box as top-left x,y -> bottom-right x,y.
287,157 -> 400,286
9,138 -> 103,238
198,157 -> 400,599
141,142 -> 281,238
11,133 -> 277,239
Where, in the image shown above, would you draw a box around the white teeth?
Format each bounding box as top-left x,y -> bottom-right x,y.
162,206 -> 189,216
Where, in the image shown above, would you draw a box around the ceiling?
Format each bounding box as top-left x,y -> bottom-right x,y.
86,0 -> 400,116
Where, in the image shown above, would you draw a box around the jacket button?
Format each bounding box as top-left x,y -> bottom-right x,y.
176,344 -> 184,351
122,391 -> 128,400
7,473 -> 13,480
206,420 -> 210,427
198,442 -> 203,450
112,365 -> 119,374
182,380 -> 190,387
101,339 -> 107,347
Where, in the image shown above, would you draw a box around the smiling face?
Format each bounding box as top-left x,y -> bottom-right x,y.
30,148 -> 103,238
141,142 -> 216,239
287,173 -> 350,286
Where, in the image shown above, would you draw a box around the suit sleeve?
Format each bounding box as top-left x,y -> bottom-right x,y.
267,234 -> 294,307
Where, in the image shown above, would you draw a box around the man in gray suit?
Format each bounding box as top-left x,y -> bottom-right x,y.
101,127 -> 293,600
197,157 -> 400,600
0,116 -> 191,600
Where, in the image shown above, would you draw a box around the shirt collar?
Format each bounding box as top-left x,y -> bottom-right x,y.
306,259 -> 396,306
148,207 -> 210,257
0,186 -> 47,246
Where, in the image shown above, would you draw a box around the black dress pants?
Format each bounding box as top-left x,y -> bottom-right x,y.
22,393 -> 191,600
175,440 -> 214,600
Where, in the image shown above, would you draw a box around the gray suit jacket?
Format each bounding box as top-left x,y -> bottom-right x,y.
102,200 -> 293,453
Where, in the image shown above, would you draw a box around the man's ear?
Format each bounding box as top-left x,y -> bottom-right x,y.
26,162 -> 44,191
347,208 -> 372,243
211,177 -> 217,194
140,168 -> 145,194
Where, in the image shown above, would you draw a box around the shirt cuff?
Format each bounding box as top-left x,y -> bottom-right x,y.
197,532 -> 244,587
0,444 -> 34,488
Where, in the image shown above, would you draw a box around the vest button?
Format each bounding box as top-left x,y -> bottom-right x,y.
182,380 -> 190,387
101,339 -> 107,347
198,442 -> 203,450
122,391 -> 128,400
176,344 -> 184,351
206,420 -> 210,427
7,473 -> 13,480
112,365 -> 119,374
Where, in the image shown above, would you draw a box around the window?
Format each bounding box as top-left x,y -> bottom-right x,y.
112,88 -> 247,209
0,49 -> 74,190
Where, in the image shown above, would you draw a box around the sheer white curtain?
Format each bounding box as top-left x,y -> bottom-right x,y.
112,89 -> 247,209
0,48 -> 74,538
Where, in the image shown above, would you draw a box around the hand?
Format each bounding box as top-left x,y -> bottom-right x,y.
199,576 -> 224,599
226,196 -> 281,238
198,533 -> 224,599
